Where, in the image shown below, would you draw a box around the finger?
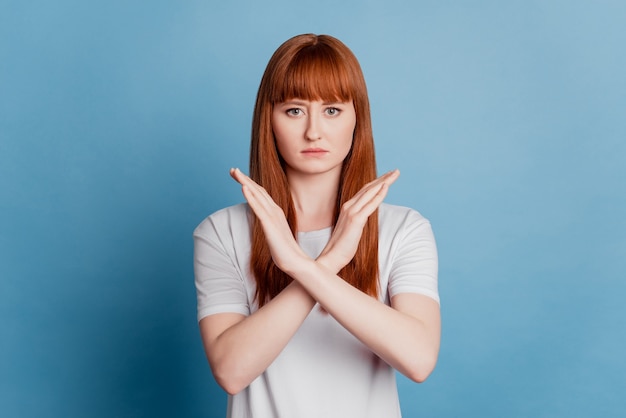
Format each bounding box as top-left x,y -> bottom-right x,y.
357,182 -> 391,216
348,170 -> 400,215
230,167 -> 253,186
237,177 -> 289,234
241,182 -> 276,216
385,168 -> 400,186
347,170 -> 399,212
231,168 -> 277,206
346,182 -> 387,214
240,184 -> 265,216
344,170 -> 400,209
367,169 -> 400,187
231,169 -> 264,205
231,168 -> 265,192
377,169 -> 400,187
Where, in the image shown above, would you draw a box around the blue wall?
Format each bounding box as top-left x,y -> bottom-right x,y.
2,1 -> 625,417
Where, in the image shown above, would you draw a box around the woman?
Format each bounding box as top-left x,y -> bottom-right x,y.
194,34 -> 440,417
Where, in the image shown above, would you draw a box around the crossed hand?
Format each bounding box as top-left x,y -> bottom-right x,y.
230,168 -> 400,275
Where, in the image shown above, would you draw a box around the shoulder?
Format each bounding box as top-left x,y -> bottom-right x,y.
378,203 -> 439,303
378,203 -> 436,253
379,203 -> 431,233
193,203 -> 251,239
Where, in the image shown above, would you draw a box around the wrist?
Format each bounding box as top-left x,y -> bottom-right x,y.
287,280 -> 316,305
282,255 -> 317,278
316,253 -> 342,274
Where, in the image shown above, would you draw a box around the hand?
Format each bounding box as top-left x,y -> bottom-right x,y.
230,168 -> 311,274
317,169 -> 400,273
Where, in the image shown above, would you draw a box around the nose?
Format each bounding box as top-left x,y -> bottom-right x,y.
305,113 -> 322,141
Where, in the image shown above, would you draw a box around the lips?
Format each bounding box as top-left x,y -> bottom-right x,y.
302,148 -> 328,154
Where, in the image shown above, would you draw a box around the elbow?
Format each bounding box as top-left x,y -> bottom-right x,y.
218,379 -> 245,396
407,367 -> 433,384
404,352 -> 439,384
212,363 -> 250,396
206,343 -> 254,395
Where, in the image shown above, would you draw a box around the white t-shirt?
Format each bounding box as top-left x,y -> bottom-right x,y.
194,203 -> 439,418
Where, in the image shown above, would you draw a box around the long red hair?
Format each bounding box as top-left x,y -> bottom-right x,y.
249,34 -> 378,307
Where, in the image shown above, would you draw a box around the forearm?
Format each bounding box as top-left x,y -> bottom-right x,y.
288,258 -> 440,382
204,281 -> 316,394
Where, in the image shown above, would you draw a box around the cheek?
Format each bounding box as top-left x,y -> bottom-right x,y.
272,127 -> 290,154
340,120 -> 356,148
271,116 -> 287,152
272,128 -> 295,163
271,114 -> 295,143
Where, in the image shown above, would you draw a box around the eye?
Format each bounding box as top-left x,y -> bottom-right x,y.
325,107 -> 341,116
286,108 -> 302,116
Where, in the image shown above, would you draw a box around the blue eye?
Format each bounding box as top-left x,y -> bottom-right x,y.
326,107 -> 340,116
286,108 -> 302,116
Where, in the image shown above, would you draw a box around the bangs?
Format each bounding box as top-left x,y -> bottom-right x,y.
270,45 -> 355,104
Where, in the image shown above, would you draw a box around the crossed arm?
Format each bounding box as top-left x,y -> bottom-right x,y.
199,169 -> 440,395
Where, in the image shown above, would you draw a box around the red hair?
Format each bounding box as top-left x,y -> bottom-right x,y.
250,34 -> 378,307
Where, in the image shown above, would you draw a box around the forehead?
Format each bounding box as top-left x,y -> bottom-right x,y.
270,55 -> 354,104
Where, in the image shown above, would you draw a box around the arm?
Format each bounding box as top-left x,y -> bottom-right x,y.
283,259 -> 440,383
231,168 -> 441,382
194,210 -> 316,395
199,281 -> 315,395
313,199 -> 441,382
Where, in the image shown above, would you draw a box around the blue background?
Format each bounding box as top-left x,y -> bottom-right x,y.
2,1 -> 625,417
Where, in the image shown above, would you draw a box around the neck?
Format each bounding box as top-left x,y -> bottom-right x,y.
287,169 -> 341,232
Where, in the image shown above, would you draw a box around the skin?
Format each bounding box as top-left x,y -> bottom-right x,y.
199,99 -> 441,395
272,99 -> 356,231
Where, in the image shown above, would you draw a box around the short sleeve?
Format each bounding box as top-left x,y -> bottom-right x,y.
387,210 -> 439,304
193,212 -> 251,321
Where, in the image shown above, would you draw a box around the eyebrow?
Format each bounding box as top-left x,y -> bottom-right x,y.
279,100 -> 347,106
281,100 -> 307,106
